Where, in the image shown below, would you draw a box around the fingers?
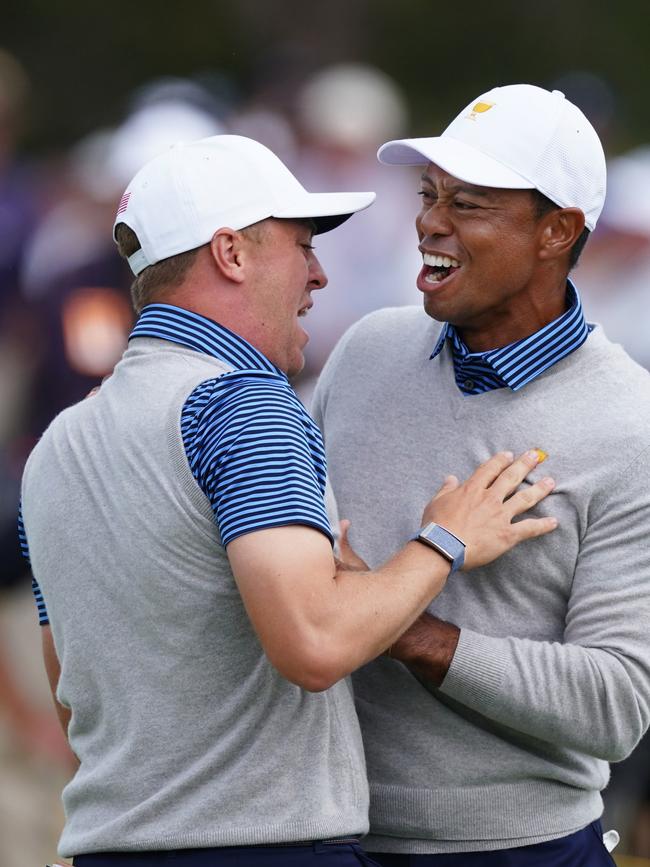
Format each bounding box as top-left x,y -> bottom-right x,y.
465,451 -> 515,489
507,476 -> 555,517
509,515 -> 558,542
488,450 -> 545,500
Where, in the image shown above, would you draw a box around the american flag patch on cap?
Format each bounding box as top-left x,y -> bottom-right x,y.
116,191 -> 131,215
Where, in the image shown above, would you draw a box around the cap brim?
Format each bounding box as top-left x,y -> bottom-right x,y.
273,191 -> 376,234
378,137 -> 536,191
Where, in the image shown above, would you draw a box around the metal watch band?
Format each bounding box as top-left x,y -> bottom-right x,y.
411,522 -> 466,573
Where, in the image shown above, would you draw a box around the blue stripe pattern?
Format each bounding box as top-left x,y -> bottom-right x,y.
24,303 -> 333,626
430,281 -> 592,395
18,506 -> 48,625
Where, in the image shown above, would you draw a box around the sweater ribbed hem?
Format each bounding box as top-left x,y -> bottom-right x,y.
60,811 -> 370,858
363,826 -> 587,855
364,780 -> 601,852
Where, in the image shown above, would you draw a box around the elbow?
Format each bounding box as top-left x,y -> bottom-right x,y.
268,636 -> 346,693
578,714 -> 646,763
598,729 -> 644,763
287,669 -> 339,693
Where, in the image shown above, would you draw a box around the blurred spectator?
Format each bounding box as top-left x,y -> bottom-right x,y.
0,44 -> 71,777
291,63 -> 421,393
21,84 -> 225,433
579,147 -> 650,858
578,147 -> 650,370
0,47 -> 41,542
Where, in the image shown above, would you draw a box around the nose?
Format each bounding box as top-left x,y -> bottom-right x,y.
308,251 -> 328,290
417,202 -> 453,239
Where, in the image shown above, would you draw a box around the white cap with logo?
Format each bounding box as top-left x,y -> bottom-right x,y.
378,84 -> 606,230
114,134 -> 376,276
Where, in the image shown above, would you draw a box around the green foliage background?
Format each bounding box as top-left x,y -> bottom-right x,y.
5,0 -> 650,153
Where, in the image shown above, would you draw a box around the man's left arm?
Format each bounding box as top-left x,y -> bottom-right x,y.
391,452 -> 650,762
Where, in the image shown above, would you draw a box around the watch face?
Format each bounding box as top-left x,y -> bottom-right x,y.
418,523 -> 465,571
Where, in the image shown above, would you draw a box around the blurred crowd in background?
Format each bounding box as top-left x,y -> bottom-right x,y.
1,45 -> 649,865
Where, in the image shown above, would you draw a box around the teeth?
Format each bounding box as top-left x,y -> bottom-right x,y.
423,253 -> 461,268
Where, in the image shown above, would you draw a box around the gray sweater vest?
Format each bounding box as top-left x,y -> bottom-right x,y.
312,306 -> 650,854
22,338 -> 368,857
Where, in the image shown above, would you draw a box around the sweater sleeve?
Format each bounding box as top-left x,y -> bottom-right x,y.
439,448 -> 650,762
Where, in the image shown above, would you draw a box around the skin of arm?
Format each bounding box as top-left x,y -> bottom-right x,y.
389,453 -> 650,761
42,624 -> 79,769
389,613 -> 459,687
227,450 -> 556,692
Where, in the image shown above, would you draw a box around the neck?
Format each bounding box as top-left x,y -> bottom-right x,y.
457,280 -> 569,353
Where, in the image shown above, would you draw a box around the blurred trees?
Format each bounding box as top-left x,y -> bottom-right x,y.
3,0 -> 650,154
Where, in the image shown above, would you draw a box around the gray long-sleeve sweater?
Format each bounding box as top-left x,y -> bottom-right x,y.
312,306 -> 650,854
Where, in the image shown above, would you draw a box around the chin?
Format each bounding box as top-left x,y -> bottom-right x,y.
286,354 -> 306,379
423,296 -> 449,322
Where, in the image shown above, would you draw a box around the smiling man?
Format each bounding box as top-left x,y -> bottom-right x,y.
312,85 -> 650,866
19,134 -> 557,867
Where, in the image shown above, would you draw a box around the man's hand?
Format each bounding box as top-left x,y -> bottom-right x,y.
420,450 -> 556,570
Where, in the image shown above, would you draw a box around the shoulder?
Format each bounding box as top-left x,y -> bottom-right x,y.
317,306 -> 439,388
581,327 -> 650,423
529,327 -> 650,481
186,369 -> 303,419
183,369 -> 314,450
343,305 -> 437,346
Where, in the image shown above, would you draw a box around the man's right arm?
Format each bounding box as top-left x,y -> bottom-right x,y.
227,450 -> 556,691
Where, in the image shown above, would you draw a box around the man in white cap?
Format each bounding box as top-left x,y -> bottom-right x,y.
20,134 -> 556,867
313,85 -> 650,865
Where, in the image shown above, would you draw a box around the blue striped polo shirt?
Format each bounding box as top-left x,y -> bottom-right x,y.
432,281 -> 592,395
23,303 -> 333,625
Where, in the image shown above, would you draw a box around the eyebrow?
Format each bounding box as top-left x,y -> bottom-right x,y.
420,172 -> 491,198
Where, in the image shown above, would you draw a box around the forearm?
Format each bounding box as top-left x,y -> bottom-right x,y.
397,616 -> 649,760
389,612 -> 459,687
321,543 -> 453,680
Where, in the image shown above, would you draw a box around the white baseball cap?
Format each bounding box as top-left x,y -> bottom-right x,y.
378,84 -> 606,230
114,134 -> 376,275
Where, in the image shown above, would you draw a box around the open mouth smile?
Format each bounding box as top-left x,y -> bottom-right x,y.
422,252 -> 462,284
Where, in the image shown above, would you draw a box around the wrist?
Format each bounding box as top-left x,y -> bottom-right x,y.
412,522 -> 466,573
391,615 -> 460,687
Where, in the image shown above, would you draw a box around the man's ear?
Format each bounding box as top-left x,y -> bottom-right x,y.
538,208 -> 585,262
208,228 -> 247,283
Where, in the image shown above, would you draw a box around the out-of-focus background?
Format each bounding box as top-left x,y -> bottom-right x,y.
2,2 -> 650,864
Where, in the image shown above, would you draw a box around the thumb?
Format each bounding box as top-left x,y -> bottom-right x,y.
432,474 -> 460,501
337,519 -> 368,570
338,518 -> 354,557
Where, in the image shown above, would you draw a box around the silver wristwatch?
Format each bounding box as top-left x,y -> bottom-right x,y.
412,522 -> 466,573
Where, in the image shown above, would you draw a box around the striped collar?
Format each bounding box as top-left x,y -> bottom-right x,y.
130,303 -> 284,377
430,281 -> 592,395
